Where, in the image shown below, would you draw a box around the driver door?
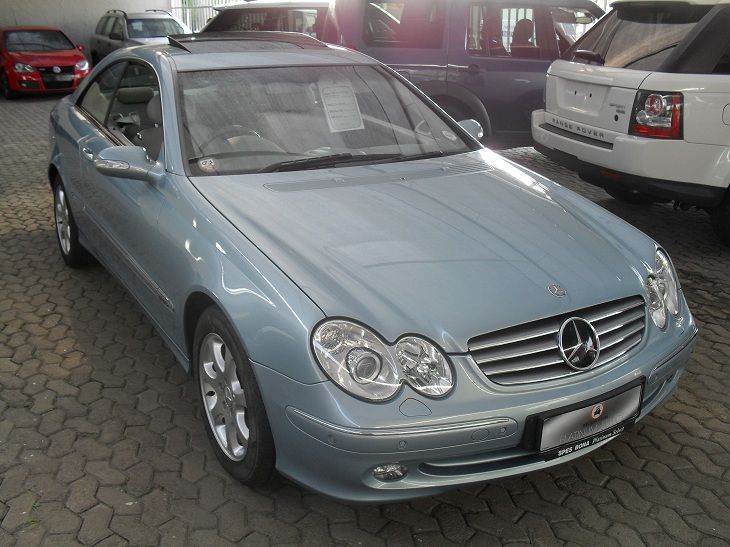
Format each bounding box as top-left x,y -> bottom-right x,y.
76,61 -> 173,326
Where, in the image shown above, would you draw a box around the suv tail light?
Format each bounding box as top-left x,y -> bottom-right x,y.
629,91 -> 683,139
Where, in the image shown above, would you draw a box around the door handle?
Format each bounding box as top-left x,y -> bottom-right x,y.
81,147 -> 94,161
467,64 -> 481,75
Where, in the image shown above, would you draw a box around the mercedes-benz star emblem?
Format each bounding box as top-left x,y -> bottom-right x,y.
558,317 -> 600,370
591,403 -> 604,420
52,66 -> 61,74
548,283 -> 566,297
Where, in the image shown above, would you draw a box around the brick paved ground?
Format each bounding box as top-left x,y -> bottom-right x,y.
0,96 -> 729,547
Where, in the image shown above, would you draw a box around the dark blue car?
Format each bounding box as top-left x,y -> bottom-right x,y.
204,0 -> 604,146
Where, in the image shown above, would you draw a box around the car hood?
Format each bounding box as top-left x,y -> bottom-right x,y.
191,150 -> 651,353
8,49 -> 84,65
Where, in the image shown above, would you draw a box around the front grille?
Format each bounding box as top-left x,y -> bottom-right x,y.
468,296 -> 646,386
37,65 -> 74,75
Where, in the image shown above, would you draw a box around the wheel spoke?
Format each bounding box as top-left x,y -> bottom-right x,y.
234,409 -> 250,442
225,414 -> 244,457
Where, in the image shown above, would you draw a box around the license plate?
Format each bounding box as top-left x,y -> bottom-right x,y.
45,74 -> 74,82
538,382 -> 643,460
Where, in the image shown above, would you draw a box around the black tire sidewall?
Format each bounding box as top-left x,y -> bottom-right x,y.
192,307 -> 275,485
53,177 -> 88,268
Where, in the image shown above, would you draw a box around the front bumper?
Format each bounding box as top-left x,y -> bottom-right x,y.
531,110 -> 727,207
8,70 -> 87,94
254,322 -> 697,503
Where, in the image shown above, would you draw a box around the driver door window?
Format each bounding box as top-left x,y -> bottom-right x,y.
77,62 -> 126,125
106,63 -> 164,160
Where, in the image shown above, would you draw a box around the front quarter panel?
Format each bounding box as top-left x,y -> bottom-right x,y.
154,173 -> 328,384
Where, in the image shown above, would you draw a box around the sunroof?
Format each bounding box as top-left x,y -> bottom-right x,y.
168,32 -> 327,53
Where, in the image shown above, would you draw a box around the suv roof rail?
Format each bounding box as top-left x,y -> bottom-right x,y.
105,9 -> 127,18
146,9 -> 174,16
168,31 -> 327,52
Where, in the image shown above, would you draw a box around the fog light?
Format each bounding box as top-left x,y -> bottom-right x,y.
372,463 -> 408,482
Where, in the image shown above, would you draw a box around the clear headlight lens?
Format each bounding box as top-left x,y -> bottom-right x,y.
395,337 -> 453,397
312,320 -> 453,401
646,249 -> 680,329
13,63 -> 35,73
75,60 -> 89,71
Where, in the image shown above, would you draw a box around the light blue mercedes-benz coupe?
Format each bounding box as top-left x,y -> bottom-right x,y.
48,32 -> 697,502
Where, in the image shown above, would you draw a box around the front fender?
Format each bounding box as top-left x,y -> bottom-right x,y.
157,175 -> 328,384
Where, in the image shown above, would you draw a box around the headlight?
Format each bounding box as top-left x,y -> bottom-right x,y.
13,63 -> 35,73
395,337 -> 453,397
75,60 -> 89,71
646,249 -> 680,329
312,320 -> 453,401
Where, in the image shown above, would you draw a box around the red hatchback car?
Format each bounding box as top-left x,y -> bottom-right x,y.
0,26 -> 90,98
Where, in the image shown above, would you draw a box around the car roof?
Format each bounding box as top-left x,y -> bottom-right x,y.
217,0 -> 330,9
138,32 -> 377,72
1,26 -> 66,32
611,0 -> 729,4
125,12 -> 179,19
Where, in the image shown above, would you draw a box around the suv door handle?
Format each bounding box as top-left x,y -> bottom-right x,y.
81,147 -> 94,161
467,64 -> 481,75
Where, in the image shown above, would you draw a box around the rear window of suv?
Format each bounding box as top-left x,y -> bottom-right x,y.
568,4 -> 711,70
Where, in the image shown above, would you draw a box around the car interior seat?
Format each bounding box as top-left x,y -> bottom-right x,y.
133,93 -> 164,161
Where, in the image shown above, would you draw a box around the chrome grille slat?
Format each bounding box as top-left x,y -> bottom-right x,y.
595,308 -> 645,335
479,351 -> 564,376
472,335 -> 556,364
469,296 -> 646,386
468,323 -> 560,352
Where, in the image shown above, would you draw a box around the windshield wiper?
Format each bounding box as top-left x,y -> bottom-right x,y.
259,153 -> 402,173
387,150 -> 446,163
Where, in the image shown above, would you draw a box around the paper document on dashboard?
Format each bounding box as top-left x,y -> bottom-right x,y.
318,80 -> 364,133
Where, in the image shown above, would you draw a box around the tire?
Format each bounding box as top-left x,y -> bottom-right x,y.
53,177 -> 92,268
604,186 -> 656,206
711,196 -> 730,246
1,71 -> 18,100
193,306 -> 276,485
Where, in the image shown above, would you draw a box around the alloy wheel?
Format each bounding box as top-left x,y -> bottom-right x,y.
199,333 -> 250,461
54,185 -> 72,255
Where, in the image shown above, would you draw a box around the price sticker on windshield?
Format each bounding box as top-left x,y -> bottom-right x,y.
318,80 -> 364,133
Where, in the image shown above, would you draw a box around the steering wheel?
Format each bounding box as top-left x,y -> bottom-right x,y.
201,125 -> 263,154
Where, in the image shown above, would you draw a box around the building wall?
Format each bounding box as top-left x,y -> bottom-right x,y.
0,0 -> 172,49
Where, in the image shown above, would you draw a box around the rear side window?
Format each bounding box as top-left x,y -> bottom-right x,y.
96,17 -> 109,35
204,7 -> 335,41
467,5 -> 554,59
569,5 -> 711,70
363,0 -> 445,48
715,46 -> 730,74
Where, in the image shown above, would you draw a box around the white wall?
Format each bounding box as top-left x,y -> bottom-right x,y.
0,0 -> 172,49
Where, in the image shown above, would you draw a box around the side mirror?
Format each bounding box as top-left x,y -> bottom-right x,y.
109,32 -> 124,42
94,146 -> 161,183
458,119 -> 484,141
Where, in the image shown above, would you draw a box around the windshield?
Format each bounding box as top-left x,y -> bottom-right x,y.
204,7 -> 338,41
180,65 -> 474,176
127,18 -> 185,38
5,30 -> 74,52
568,5 -> 711,70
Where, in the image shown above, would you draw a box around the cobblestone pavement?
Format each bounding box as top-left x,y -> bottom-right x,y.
1,96 -> 729,547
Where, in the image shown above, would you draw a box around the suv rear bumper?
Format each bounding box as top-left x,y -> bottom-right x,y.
532,110 -> 728,207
